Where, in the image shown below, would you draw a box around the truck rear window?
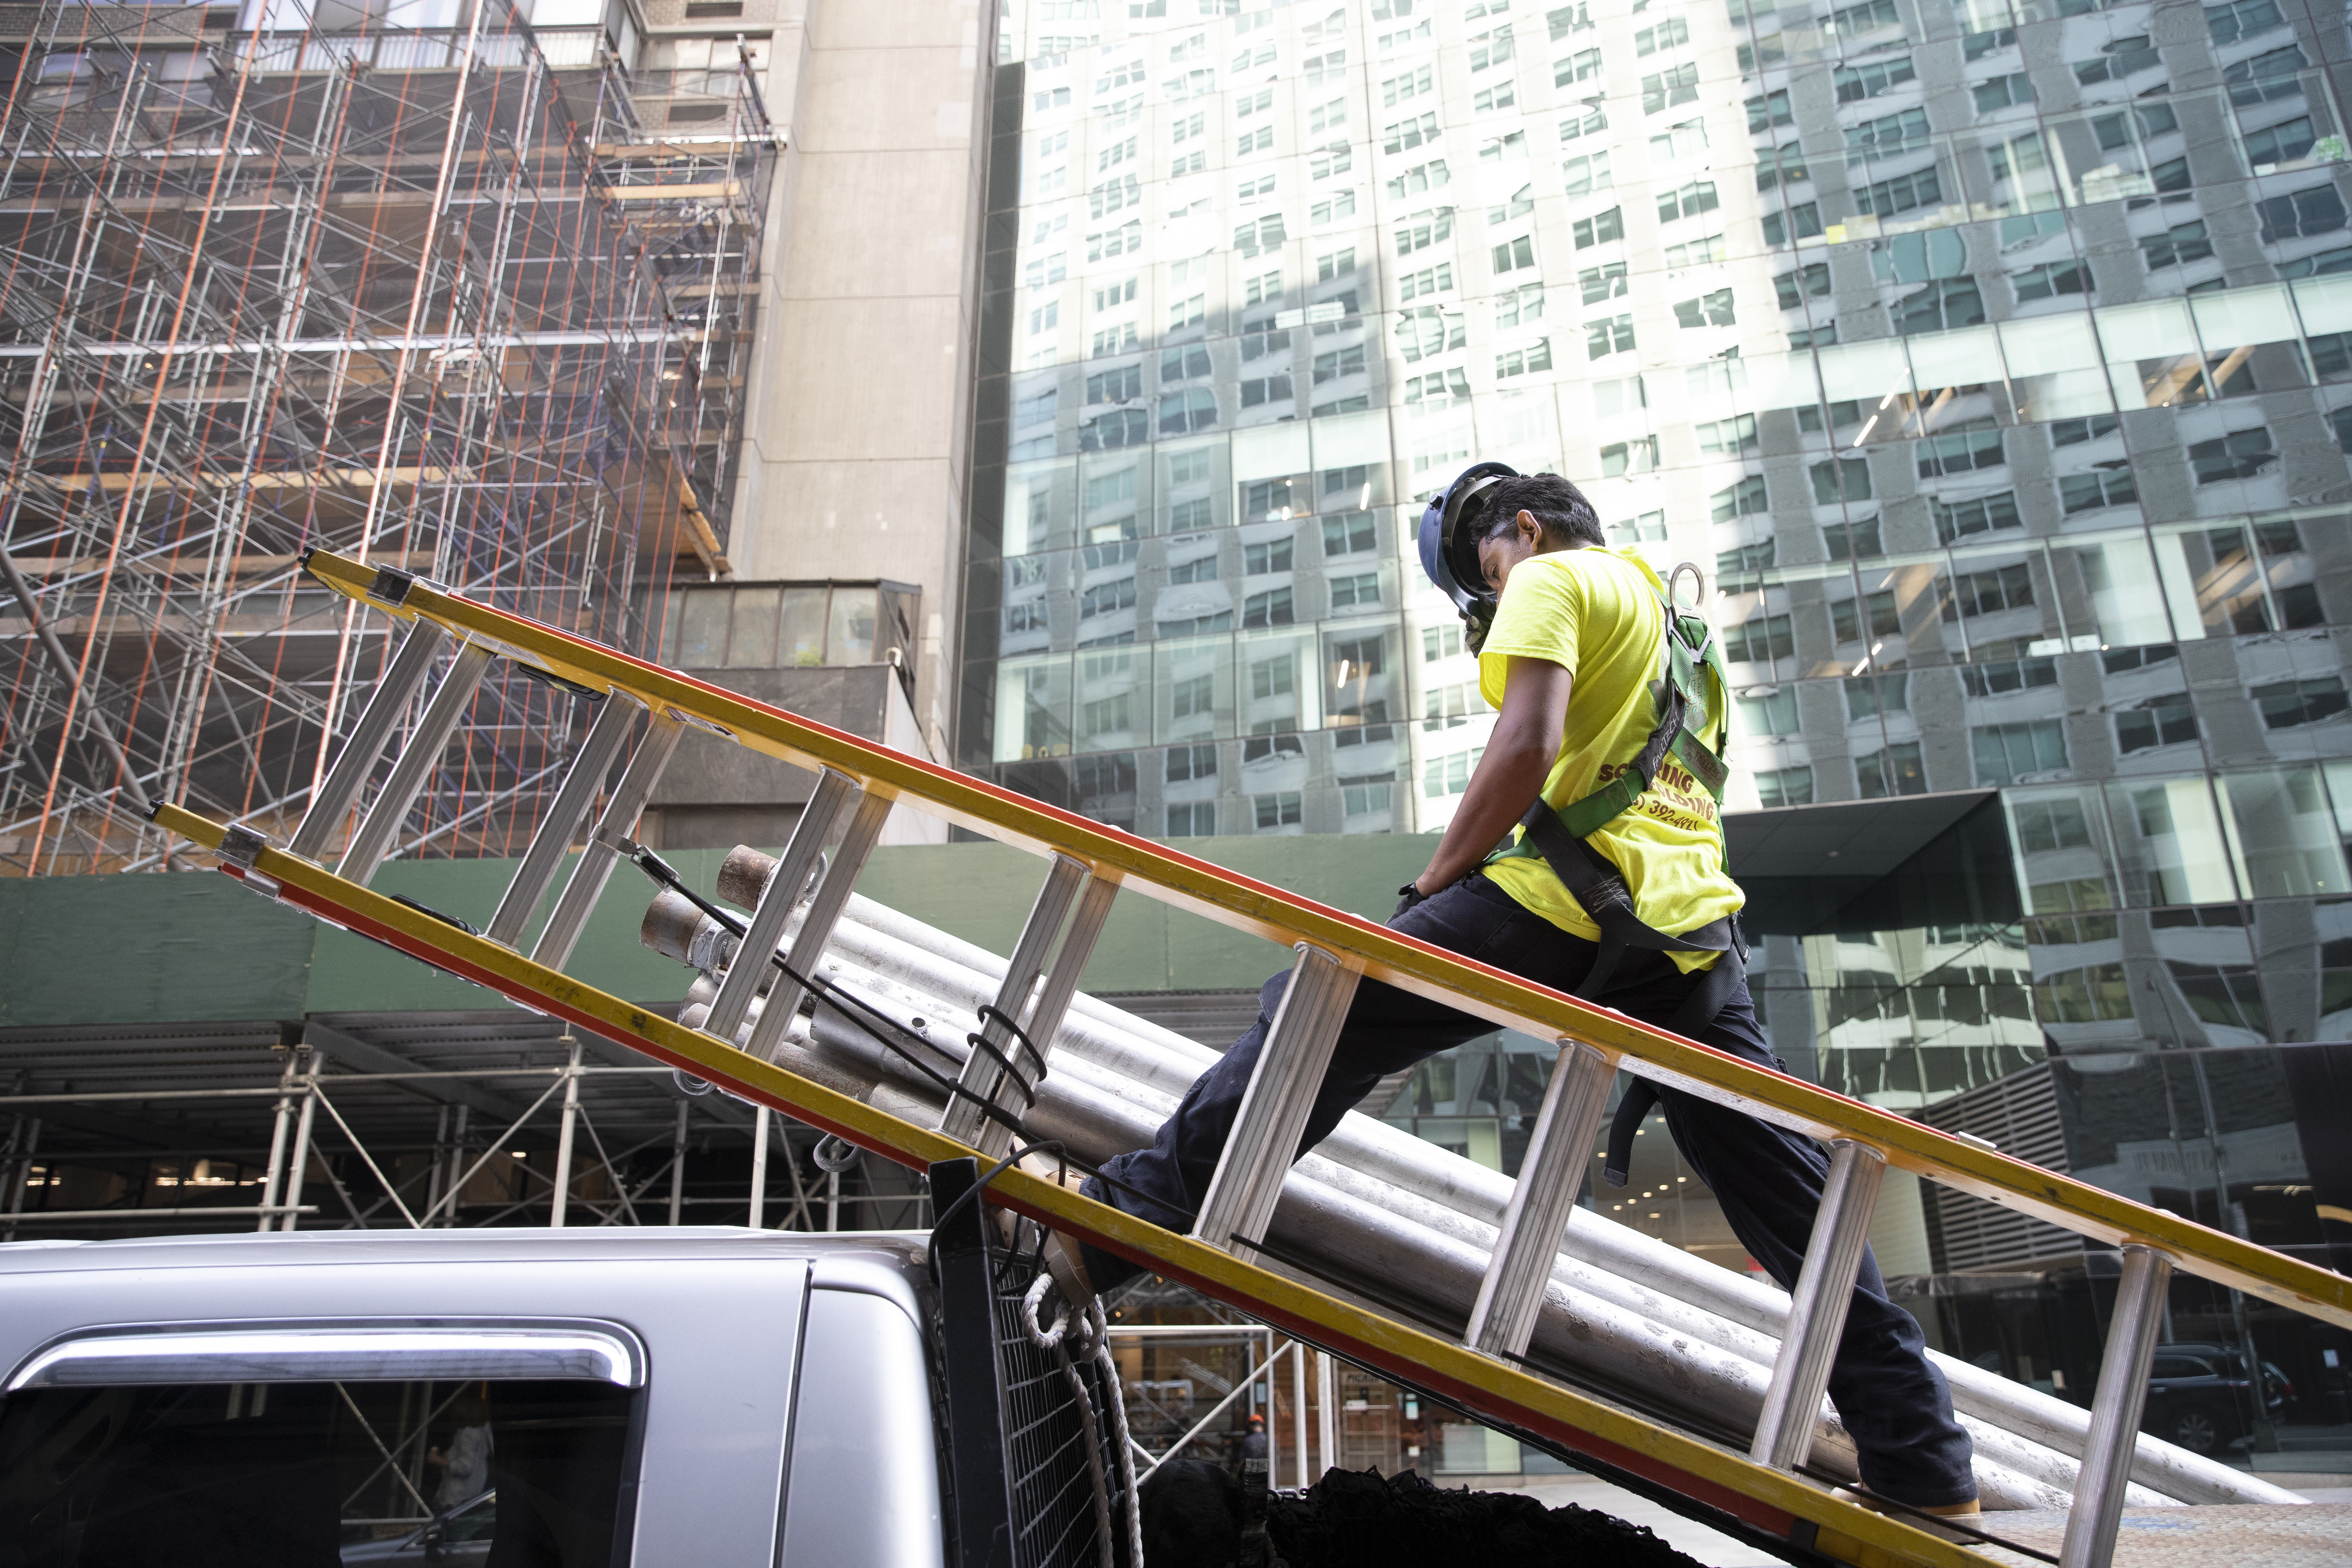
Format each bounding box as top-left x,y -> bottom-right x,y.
0,1377 -> 637,1568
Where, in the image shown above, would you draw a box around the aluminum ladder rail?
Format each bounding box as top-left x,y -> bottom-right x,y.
155,550 -> 2352,1568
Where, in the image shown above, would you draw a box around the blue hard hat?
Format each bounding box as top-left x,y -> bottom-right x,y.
1416,460 -> 1520,652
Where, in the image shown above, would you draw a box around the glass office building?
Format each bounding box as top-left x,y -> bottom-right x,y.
965,0 -> 2352,1461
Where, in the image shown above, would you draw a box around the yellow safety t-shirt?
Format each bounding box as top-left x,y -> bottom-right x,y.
1474,545 -> 1743,972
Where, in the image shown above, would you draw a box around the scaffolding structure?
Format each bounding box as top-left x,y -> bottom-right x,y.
0,0 -> 775,876
0,1012 -> 930,1238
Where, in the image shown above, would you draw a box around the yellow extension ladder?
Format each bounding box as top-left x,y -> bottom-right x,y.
152,549 -> 2352,1568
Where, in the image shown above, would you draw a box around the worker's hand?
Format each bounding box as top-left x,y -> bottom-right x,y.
1392,882 -> 1430,923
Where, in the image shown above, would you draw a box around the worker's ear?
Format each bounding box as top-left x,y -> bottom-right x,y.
1517,509 -> 1544,549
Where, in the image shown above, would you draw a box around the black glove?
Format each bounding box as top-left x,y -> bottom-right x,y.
1393,881 -> 1430,922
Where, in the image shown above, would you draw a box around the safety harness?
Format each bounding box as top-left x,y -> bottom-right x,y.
1485,560 -> 1747,1189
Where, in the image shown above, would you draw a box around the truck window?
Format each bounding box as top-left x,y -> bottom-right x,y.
0,1330 -> 643,1568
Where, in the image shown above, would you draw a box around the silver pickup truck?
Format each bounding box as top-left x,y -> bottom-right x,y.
0,1216 -> 1106,1568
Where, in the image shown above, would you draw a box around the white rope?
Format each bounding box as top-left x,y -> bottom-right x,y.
1024,1274 -> 1115,1568
1085,1295 -> 1147,1568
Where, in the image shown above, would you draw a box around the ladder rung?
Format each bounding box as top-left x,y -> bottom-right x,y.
289,618 -> 450,863
1464,1039 -> 1613,1359
1190,943 -> 1358,1264
2059,1243 -> 2173,1568
1749,1139 -> 1884,1471
483,692 -> 643,946
744,787 -> 894,1061
529,709 -> 686,971
703,769 -> 858,1042
336,641 -> 495,885
940,854 -> 1088,1150
972,871 -> 1118,1162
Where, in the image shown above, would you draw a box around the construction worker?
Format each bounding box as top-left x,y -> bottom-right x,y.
1038,466 -> 1978,1521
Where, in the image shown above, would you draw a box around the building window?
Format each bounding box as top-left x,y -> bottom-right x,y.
1634,17 -> 1690,54
1324,513 -> 1377,556
1810,456 -> 1872,503
1166,802 -> 1216,836
1423,747 -> 1483,796
1856,742 -> 1926,798
1556,47 -> 1602,88
1600,436 -> 1659,476
1242,588 -> 1294,628
1341,775 -> 1394,817
1562,151 -> 1611,195
1572,207 -> 1625,248
1972,720 -> 2067,784
1896,277 -> 1984,333
1857,167 -> 1943,217
1585,314 -> 1635,359
1157,389 -> 1216,435
1403,368 -> 1473,406
1774,263 -> 1831,309
1395,208 -> 1454,256
1166,743 -> 1217,783
2141,220 -> 2214,270
1846,107 -> 1930,158
2116,696 -> 2199,753
1243,537 -> 1292,576
1971,71 -> 2031,112
1748,89 -> 1794,130
1655,180 -> 1719,223
1755,765 -> 1814,807
1252,792 -> 1303,830
2034,964 -> 2133,1024
2052,414 -> 2122,446
2254,677 -> 2349,728
1932,491 -> 2021,544
1696,414 -> 1759,455
1493,234 -> 1537,272
1724,612 -> 1795,664
2190,428 -> 2276,482
1718,540 -> 1776,577
1846,671 -> 1909,719
1640,61 -> 1700,114
1496,340 -> 1554,379
1834,56 -> 1915,101
1832,590 -> 1901,643
1084,366 -> 1138,405
1736,688 -> 1800,736
2258,184 -> 2347,243
2206,0 -> 2284,45
1383,111 -> 1439,153
1313,344 -> 1365,384
1917,423 -> 2004,478
1239,374 -> 1293,407
1824,517 -> 1882,560
2060,469 -> 2139,513
1672,288 -> 1736,328
1711,475 -> 1768,521
1761,203 -> 1823,248
1330,571 -> 1381,609
1985,666 -> 2094,722
1945,562 -> 2035,620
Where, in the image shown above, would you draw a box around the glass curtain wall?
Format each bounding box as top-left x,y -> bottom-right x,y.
971,0 -> 2352,1463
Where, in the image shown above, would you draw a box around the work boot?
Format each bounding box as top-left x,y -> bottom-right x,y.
1837,1489 -> 1983,1544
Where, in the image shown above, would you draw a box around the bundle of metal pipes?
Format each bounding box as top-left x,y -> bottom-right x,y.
637,845 -> 2301,1514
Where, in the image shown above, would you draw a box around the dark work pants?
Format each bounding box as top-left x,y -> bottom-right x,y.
1080,873 -> 1978,1507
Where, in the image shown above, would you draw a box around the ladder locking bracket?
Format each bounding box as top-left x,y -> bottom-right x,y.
366,564 -> 420,606
216,823 -> 271,870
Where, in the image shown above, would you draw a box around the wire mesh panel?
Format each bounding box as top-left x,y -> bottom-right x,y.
992,1268 -> 1132,1568
931,1157 -> 1133,1568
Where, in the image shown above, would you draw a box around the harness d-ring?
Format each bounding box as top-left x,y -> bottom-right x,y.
1667,560 -> 1706,613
